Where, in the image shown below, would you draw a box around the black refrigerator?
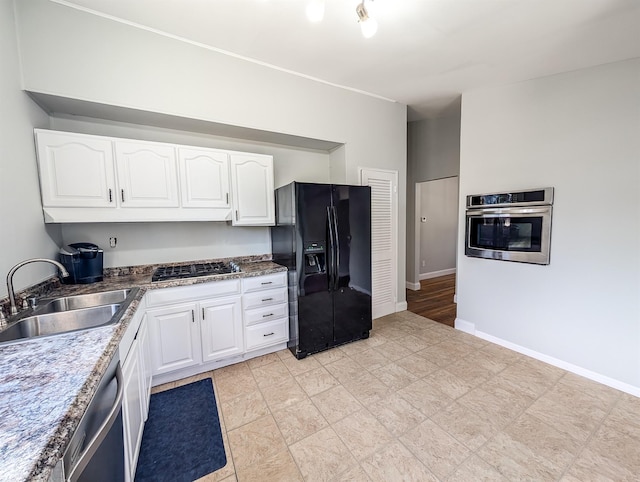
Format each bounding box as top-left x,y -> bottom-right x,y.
271,182 -> 372,359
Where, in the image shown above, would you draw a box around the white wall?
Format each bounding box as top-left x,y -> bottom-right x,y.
457,59 -> 640,391
0,0 -> 60,300
14,0 -> 407,306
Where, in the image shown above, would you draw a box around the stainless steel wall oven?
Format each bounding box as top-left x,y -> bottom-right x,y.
465,187 -> 554,265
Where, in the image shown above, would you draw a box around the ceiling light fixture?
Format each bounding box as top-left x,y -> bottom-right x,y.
306,0 -> 325,23
356,1 -> 378,38
305,0 -> 378,39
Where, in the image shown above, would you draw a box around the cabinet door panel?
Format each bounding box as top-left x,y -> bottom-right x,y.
178,147 -> 230,208
148,303 -> 201,375
36,130 -> 116,207
229,153 -> 275,225
201,297 -> 243,362
122,340 -> 144,482
115,140 -> 179,207
137,316 -> 152,421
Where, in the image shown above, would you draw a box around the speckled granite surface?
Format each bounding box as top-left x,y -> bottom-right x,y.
0,258 -> 286,482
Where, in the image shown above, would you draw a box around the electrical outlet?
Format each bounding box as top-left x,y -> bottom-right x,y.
109,237 -> 117,248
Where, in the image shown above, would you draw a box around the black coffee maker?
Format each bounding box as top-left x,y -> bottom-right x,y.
59,243 -> 104,284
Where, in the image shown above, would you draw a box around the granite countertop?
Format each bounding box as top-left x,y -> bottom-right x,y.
0,258 -> 286,482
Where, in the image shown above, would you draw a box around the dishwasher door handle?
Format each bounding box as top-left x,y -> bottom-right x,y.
67,361 -> 124,482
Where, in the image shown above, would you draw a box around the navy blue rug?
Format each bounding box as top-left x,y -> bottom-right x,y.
134,378 -> 227,482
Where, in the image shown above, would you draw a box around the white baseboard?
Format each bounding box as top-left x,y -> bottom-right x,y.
454,318 -> 640,397
151,342 -> 287,387
419,268 -> 456,281
454,317 -> 475,334
406,281 -> 420,291
396,301 -> 408,312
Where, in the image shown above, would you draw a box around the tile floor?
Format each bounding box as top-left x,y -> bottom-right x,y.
153,311 -> 640,481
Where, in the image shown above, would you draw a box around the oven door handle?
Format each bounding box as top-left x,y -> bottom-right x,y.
67,361 -> 124,482
466,206 -> 551,216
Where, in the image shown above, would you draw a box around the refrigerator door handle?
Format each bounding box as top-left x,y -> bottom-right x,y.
332,206 -> 340,291
327,206 -> 336,291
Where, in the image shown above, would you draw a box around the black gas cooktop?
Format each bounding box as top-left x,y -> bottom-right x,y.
151,262 -> 237,282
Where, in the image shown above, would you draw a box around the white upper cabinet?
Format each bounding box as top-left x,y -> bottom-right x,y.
229,153 -> 275,226
115,140 -> 179,208
178,147 -> 230,208
34,129 -> 275,224
35,130 -> 116,208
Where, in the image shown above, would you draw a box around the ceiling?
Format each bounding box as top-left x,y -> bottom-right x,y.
56,0 -> 640,121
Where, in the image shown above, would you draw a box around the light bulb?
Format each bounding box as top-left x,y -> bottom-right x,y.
360,17 -> 378,38
306,0 -> 325,23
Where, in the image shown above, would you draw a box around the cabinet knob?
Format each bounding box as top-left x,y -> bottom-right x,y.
108,188 -> 113,203
263,332 -> 275,337
121,189 -> 125,202
261,298 -> 273,302
262,313 -> 274,318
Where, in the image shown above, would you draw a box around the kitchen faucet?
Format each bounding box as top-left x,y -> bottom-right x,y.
6,259 -> 70,316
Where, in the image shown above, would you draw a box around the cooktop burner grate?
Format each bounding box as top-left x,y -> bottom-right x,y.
152,262 -> 234,282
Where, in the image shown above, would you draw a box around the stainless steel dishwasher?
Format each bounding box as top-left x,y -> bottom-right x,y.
62,352 -> 125,482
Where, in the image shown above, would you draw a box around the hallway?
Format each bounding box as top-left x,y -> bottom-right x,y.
406,274 -> 456,327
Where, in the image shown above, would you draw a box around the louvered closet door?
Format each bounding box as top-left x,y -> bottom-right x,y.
360,168 -> 398,319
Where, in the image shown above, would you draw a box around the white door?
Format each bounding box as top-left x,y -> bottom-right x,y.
360,168 -> 398,319
115,140 -> 179,208
200,297 -> 243,362
178,147 -> 230,208
419,177 -> 459,278
147,303 -> 201,375
35,130 -> 116,208
229,153 -> 275,225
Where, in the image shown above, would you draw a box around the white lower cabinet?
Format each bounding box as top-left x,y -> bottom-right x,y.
122,338 -> 145,482
201,297 -> 243,362
145,274 -> 288,385
147,302 -> 202,375
119,305 -> 150,482
146,280 -> 244,382
137,315 -> 152,420
242,272 -> 289,353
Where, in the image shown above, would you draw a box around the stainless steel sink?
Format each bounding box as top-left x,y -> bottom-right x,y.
0,288 -> 138,346
35,289 -> 132,314
0,304 -> 121,344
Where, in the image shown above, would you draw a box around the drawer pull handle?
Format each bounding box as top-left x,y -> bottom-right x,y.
263,332 -> 275,337
261,298 -> 273,302
261,281 -> 273,285
262,313 -> 274,318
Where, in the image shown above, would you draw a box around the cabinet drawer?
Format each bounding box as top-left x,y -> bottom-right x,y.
245,318 -> 288,351
242,287 -> 287,310
242,272 -> 286,293
244,303 -> 288,326
146,279 -> 240,307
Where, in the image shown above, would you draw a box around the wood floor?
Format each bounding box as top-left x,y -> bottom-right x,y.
406,273 -> 456,327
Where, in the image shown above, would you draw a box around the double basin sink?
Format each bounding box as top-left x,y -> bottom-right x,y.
0,288 -> 138,345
